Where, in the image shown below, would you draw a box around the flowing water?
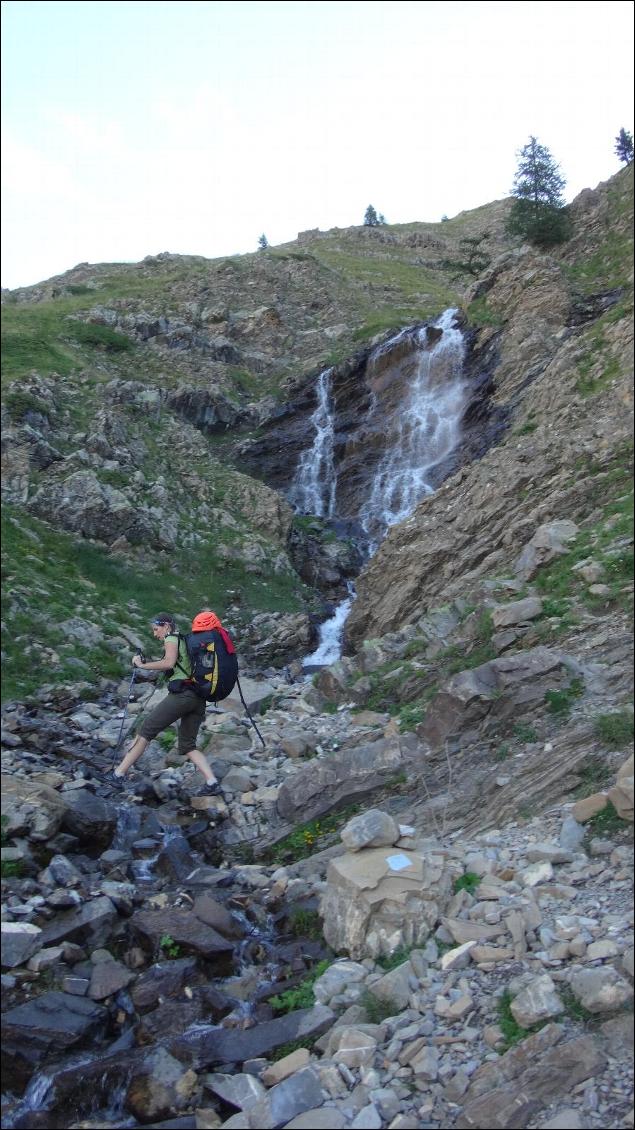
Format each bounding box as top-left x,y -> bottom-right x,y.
292,309 -> 467,664
288,367 -> 337,517
359,308 -> 467,550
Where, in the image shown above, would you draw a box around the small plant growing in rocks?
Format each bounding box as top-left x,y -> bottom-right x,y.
453,872 -> 481,895
269,959 -> 331,1014
159,934 -> 182,959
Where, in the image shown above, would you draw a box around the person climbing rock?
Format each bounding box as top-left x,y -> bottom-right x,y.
105,613 -> 222,795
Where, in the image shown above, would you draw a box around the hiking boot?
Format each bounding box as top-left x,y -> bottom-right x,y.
102,770 -> 127,790
195,780 -> 223,797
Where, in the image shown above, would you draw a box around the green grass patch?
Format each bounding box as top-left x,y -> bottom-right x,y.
453,872 -> 480,895
466,297 -> 504,328
269,959 -> 331,1014
270,1037 -> 316,1062
585,800 -> 624,839
287,909 -> 323,940
376,945 -> 413,971
512,722 -> 539,743
559,985 -> 595,1023
264,803 -> 362,864
495,743 -> 511,762
359,989 -> 403,1023
593,711 -> 634,749
545,677 -> 584,717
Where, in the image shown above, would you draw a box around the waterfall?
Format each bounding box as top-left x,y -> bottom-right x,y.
292,308 -> 467,667
288,368 -> 336,517
302,582 -> 355,669
359,308 -> 466,550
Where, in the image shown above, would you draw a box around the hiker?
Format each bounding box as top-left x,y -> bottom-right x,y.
106,613 -> 222,795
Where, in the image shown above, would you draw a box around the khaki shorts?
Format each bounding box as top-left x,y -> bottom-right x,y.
139,690 -> 206,754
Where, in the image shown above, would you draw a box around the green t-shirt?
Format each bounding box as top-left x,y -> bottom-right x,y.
165,633 -> 191,681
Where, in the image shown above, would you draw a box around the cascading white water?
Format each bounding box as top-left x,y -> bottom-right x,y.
303,581 -> 355,668
292,309 -> 467,668
288,368 -> 336,517
359,308 -> 467,550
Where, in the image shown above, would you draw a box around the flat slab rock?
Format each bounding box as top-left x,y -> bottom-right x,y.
2,990 -> 108,1057
169,1003 -> 335,1069
131,906 -> 234,957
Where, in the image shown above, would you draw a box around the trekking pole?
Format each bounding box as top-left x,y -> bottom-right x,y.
236,675 -> 266,748
112,664 -> 138,761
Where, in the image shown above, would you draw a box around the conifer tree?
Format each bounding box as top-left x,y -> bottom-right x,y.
442,234 -> 491,280
257,233 -> 269,250
363,204 -> 379,226
615,128 -> 634,165
506,136 -> 571,247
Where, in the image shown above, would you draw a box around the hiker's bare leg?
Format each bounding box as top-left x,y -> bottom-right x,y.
116,736 -> 149,776
185,748 -> 217,784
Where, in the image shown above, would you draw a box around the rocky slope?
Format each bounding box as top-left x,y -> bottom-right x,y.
1,165 -> 633,1128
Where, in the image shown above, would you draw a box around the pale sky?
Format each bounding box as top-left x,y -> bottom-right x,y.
1,0 -> 633,289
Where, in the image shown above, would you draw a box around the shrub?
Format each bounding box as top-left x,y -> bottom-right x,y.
593,711 -> 634,749
269,959 -> 331,1013
453,872 -> 480,895
545,677 -> 584,716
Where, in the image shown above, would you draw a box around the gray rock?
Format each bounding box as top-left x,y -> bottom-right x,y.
351,1106 -> 382,1129
568,967 -> 634,1013
1,922 -> 44,969
510,975 -> 565,1027
340,809 -> 400,852
61,790 -> 117,847
246,1066 -> 326,1128
276,736 -> 403,824
514,521 -> 579,582
170,1004 -> 335,1069
559,817 -> 586,851
205,1071 -> 266,1110
284,1110 -> 347,1129
2,991 -> 108,1072
39,895 -> 118,950
89,958 -> 136,1000
131,906 -> 234,958
491,597 -> 544,628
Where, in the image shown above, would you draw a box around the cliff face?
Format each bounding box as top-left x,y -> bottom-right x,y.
346,166 -> 634,646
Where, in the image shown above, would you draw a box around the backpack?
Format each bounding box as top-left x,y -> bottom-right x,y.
183,627 -> 238,703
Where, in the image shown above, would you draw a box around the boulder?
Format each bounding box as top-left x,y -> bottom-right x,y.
39,896 -> 119,950
340,809 -> 400,852
246,1066 -> 326,1129
125,1046 -> 198,1123
1,922 -> 44,969
509,975 -> 564,1027
276,737 -> 403,824
1,991 -> 108,1087
513,520 -> 579,582
419,647 -> 573,748
320,846 -> 452,959
169,1004 -> 335,1070
1,773 -> 69,841
130,907 -> 234,959
568,967 -> 634,1013
61,790 -> 117,847
491,597 -> 543,628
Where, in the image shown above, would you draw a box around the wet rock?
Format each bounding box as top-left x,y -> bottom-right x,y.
170,1004 -> 335,1070
131,957 -> 202,1012
136,998 -> 206,1046
1,991 -> 108,1089
193,893 -> 245,939
131,907 -> 234,959
125,1045 -> 199,1123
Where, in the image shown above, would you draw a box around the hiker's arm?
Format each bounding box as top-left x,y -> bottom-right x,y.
133,639 -> 178,671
